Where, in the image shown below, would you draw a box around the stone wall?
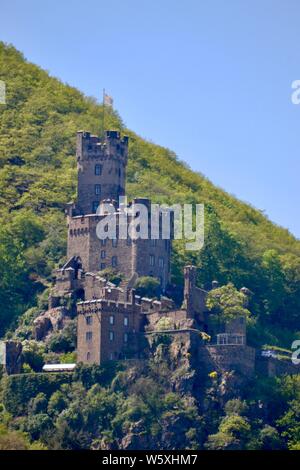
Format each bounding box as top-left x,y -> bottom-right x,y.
1,341 -> 22,375
77,300 -> 143,364
67,213 -> 171,289
256,355 -> 300,377
144,309 -> 195,331
198,344 -> 256,376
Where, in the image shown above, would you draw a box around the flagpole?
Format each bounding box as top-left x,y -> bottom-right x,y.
101,88 -> 105,141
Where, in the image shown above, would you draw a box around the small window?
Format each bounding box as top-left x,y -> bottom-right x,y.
112,239 -> 118,248
158,257 -> 164,268
124,316 -> 129,327
112,256 -> 118,267
150,254 -> 155,267
110,352 -> 114,360
165,240 -> 169,250
101,239 -> 107,247
109,315 -> 114,325
95,164 -> 102,175
86,331 -> 93,342
150,239 -> 157,247
95,184 -> 101,195
100,263 -> 106,270
92,201 -> 99,213
86,316 -> 93,325
101,250 -> 106,259
109,331 -> 114,341
87,352 -> 91,361
124,333 -> 128,343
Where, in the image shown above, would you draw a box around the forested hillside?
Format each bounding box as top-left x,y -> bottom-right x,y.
0,41 -> 300,347
1,41 -> 300,452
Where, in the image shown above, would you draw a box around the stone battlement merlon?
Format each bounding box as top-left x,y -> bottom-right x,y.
77,298 -> 142,314
76,130 -> 128,164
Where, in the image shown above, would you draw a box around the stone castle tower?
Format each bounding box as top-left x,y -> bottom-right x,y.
75,130 -> 128,215
65,130 -> 171,289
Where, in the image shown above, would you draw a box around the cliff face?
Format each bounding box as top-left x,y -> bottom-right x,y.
105,333 -> 253,450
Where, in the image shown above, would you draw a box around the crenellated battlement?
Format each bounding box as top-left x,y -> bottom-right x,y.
76,130 -> 128,164
77,298 -> 142,315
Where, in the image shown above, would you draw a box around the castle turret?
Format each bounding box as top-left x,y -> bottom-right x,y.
76,130 -> 128,215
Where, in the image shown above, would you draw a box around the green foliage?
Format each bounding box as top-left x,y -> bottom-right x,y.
98,268 -> 124,286
47,390 -> 68,416
29,392 -> 48,414
206,283 -> 251,323
59,352 -> 77,364
0,423 -> 44,450
257,425 -> 282,450
22,340 -> 45,371
1,372 -> 72,415
155,317 -> 173,331
47,320 -> 76,353
134,276 -> 161,298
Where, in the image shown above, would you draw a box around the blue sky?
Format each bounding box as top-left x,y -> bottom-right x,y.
1,0 -> 299,238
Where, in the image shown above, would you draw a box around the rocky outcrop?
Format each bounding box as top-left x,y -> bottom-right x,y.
33,307 -> 71,341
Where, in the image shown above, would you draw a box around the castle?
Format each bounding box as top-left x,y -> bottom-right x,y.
46,129 -> 258,374
3,129 -> 297,378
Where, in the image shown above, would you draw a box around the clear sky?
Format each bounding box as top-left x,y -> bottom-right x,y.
1,0 -> 299,238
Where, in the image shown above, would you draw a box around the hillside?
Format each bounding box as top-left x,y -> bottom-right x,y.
0,41 -> 300,348
1,41 -> 300,452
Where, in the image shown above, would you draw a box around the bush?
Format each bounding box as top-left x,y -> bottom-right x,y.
98,268 -> 124,286
22,340 -> 45,372
29,392 -> 48,414
134,276 -> 161,298
1,372 -> 72,415
47,321 -> 76,353
47,390 -> 68,416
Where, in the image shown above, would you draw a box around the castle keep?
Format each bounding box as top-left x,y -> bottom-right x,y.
65,130 -> 171,288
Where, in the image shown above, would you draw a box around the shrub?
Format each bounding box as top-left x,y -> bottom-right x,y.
98,268 -> 124,286
134,276 -> 161,298
22,340 -> 45,372
1,372 -> 72,415
47,321 -> 76,353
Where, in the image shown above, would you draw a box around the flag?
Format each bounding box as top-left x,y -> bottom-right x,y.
104,92 -> 113,107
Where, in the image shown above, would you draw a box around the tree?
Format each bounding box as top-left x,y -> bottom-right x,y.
206,283 -> 251,324
261,250 -> 286,320
47,391 -> 68,416
206,414 -> 251,450
134,276 -> 161,298
258,425 -> 282,450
